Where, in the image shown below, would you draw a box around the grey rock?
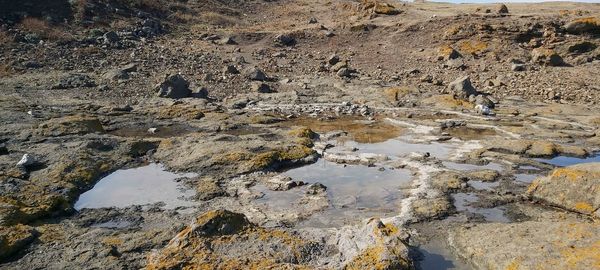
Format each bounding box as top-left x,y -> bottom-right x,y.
308,17 -> 318,24
251,82 -> 272,93
330,61 -> 348,72
103,31 -> 119,44
475,95 -> 495,109
155,74 -> 191,99
511,63 -> 526,71
223,65 -> 239,74
327,54 -> 340,65
217,36 -> 236,45
245,67 -> 267,81
337,68 -> 352,78
192,87 -> 209,99
274,34 -> 295,46
448,76 -> 478,99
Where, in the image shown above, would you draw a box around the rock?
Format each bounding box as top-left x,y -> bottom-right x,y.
373,3 -> 401,15
448,76 -> 478,99
103,31 -> 119,44
337,68 -> 352,78
103,65 -> 133,81
146,210 -> 292,267
308,17 -> 318,24
266,175 -> 304,191
23,60 -> 41,69
37,115 -> 105,136
155,74 -> 191,99
251,82 -> 272,93
0,225 -> 37,261
16,154 -> 37,168
0,145 -> 7,155
531,48 -> 564,66
52,74 -> 96,89
564,17 -> 600,35
330,61 -> 348,72
475,104 -> 493,115
568,41 -> 597,54
306,183 -> 327,195
274,34 -> 295,46
245,67 -> 267,81
496,4 -> 509,14
528,163 -> 600,217
196,178 -> 225,201
223,65 -> 239,74
449,221 -> 600,270
147,128 -> 158,134
216,36 -> 236,45
327,54 -> 340,65
475,95 -> 495,109
511,63 -> 526,71
191,87 -> 209,99
438,45 -> 461,61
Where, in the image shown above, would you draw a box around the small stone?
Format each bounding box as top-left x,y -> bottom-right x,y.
217,36 -> 236,45
251,82 -> 272,93
16,154 -> 37,168
223,65 -> 239,74
308,17 -> 318,24
103,31 -> 119,44
0,145 -> 8,155
497,4 -> 509,14
148,128 -> 158,134
337,68 -> 352,78
245,67 -> 267,81
511,63 -> 526,71
155,74 -> 191,99
192,87 -> 209,99
274,34 -> 295,46
328,54 -> 340,65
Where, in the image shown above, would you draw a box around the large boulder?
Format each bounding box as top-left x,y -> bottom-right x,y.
155,74 -> 191,99
448,76 -> 478,99
528,163 -> 600,217
449,221 -> 600,270
564,17 -> 600,35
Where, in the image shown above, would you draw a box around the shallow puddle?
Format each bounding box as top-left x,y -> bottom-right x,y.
417,242 -> 472,270
468,180 -> 499,191
452,193 -> 509,223
75,163 -> 197,210
253,184 -> 305,211
280,116 -> 404,143
283,159 -> 411,227
443,161 -> 503,171
514,173 -> 541,184
535,153 -> 600,167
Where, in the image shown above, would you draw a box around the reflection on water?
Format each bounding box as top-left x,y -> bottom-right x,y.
283,159 -> 411,227
535,153 -> 600,167
452,193 -> 509,223
75,163 -> 197,210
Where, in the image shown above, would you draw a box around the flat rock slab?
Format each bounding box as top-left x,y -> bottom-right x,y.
529,162 -> 600,217
449,221 -> 600,270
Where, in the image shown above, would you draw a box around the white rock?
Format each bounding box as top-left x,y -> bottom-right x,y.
16,154 -> 36,167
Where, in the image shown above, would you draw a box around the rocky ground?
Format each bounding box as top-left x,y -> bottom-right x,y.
1,0 -> 600,269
